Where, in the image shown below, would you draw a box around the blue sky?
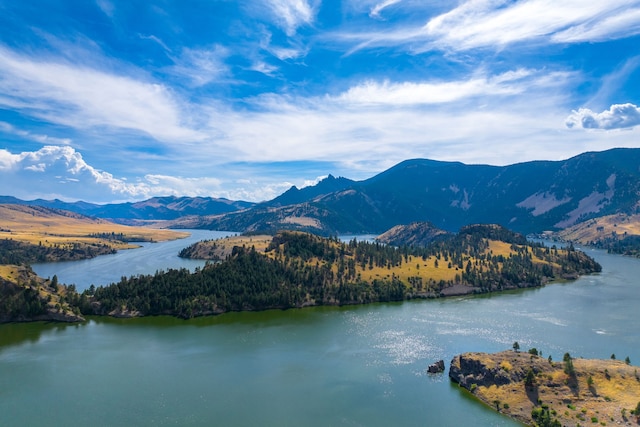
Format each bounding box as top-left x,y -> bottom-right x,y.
1,0 -> 640,203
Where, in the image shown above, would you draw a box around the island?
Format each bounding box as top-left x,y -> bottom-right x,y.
450,350 -> 640,426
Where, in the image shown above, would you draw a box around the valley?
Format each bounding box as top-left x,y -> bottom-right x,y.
0,204 -> 189,264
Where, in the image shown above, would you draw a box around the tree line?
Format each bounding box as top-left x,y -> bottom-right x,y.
77,226 -> 601,319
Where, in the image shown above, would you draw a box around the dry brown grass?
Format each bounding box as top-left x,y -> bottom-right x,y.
0,265 -> 19,280
190,232 -> 582,296
463,351 -> 640,426
0,204 -> 189,251
357,255 -> 459,283
557,213 -> 640,244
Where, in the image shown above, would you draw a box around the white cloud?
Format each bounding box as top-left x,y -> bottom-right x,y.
336,69 -> 557,105
168,45 -> 229,87
0,149 -> 22,171
0,145 -> 300,203
267,0 -> 316,36
424,0 -> 640,50
370,0 -> 402,19
565,103 -> 640,130
335,1 -> 640,53
551,7 -> 640,43
301,175 -> 328,188
0,45 -> 205,143
0,121 -> 72,145
95,0 -> 115,18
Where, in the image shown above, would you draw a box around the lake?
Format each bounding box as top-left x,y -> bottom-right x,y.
31,229 -> 237,291
2,238 -> 639,426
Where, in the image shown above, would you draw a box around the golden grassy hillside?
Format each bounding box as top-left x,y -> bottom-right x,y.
0,264 -> 84,322
0,204 -> 189,251
555,213 -> 640,245
181,230 -> 592,297
451,350 -> 640,426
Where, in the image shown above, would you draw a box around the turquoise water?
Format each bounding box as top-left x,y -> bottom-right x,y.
2,242 -> 639,426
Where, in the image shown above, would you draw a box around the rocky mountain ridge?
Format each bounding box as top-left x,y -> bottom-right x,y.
188,148 -> 640,235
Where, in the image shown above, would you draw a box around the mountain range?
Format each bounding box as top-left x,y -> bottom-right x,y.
168,148 -> 640,235
0,195 -> 254,222
4,148 -> 640,235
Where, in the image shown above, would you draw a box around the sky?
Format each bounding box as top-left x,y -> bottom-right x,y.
1,0 -> 639,204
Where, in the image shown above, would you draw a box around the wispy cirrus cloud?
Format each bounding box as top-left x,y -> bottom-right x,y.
424,0 -> 640,50
335,1 -> 640,53
335,68 -> 568,105
266,0 -> 317,36
565,103 -> 640,130
167,45 -> 230,87
0,45 -> 204,143
369,0 -> 403,19
0,121 -> 72,146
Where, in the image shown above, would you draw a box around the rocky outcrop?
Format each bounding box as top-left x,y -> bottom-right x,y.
427,360 -> 445,373
376,222 -> 452,247
449,350 -> 640,426
449,352 -> 535,388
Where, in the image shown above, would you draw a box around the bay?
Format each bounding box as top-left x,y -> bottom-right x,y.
2,239 -> 639,426
31,229 -> 236,291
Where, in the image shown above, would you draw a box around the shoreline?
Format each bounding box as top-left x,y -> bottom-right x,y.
450,350 -> 640,426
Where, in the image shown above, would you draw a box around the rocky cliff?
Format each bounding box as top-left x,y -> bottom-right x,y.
450,350 -> 640,426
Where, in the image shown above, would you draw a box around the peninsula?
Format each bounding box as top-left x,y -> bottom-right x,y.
450,350 -> 640,426
83,225 -> 600,319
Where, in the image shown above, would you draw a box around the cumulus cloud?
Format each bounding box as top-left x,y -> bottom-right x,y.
0,145 -> 151,201
565,103 -> 640,130
0,146 -> 190,202
0,145 -> 307,203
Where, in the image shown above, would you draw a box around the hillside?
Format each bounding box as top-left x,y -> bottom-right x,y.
376,222 -> 453,247
450,350 -> 640,427
553,213 -> 640,256
190,148 -> 640,235
0,264 -> 84,322
83,225 -> 601,319
0,204 -> 188,263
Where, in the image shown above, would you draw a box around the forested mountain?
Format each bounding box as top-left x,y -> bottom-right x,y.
78,226 -> 601,319
189,148 -> 640,235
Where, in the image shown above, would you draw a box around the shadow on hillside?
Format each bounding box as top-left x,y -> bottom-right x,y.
525,385 -> 539,405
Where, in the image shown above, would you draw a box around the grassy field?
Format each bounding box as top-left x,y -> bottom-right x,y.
0,204 -> 189,251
